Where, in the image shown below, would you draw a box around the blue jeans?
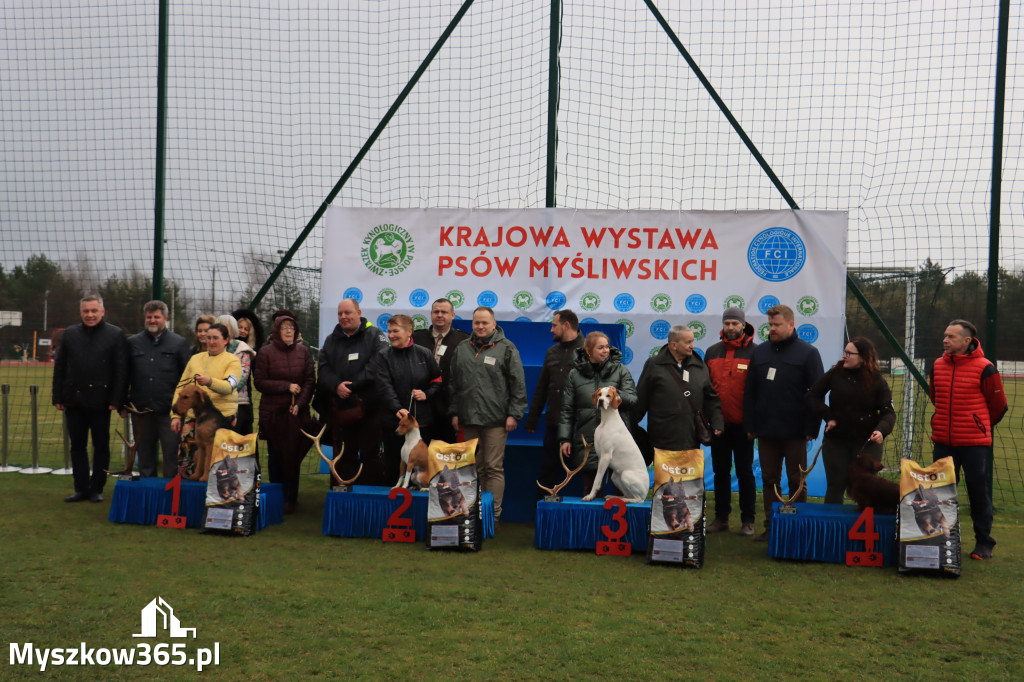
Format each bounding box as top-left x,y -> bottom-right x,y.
933,443 -> 995,548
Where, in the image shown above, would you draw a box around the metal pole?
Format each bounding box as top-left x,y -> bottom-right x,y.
19,385 -> 52,474
901,277 -> 917,460
51,411 -> 73,475
0,384 -> 20,472
152,0 -> 169,302
545,0 -> 560,208
249,0 -> 478,309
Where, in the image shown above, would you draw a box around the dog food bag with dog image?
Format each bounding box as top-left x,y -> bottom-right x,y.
200,429 -> 261,537
897,456 -> 960,577
426,439 -> 481,552
646,448 -> 706,568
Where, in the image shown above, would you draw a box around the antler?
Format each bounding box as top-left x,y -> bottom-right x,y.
301,424 -> 361,487
105,429 -> 138,475
537,435 -> 589,497
123,402 -> 154,415
773,444 -> 823,508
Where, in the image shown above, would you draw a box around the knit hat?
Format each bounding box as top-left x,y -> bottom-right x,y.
722,307 -> 745,324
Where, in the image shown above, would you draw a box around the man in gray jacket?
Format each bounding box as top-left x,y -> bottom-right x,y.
448,307 -> 527,523
124,300 -> 191,477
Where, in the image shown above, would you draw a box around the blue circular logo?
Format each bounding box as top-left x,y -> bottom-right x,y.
546,291 -> 567,310
343,287 -> 363,303
685,294 -> 707,314
514,316 -> 531,323
622,346 -> 634,365
650,320 -> 671,340
409,288 -> 429,307
797,324 -> 819,343
613,293 -> 635,312
758,295 -> 780,314
376,313 -> 392,329
747,227 -> 807,282
581,317 -> 598,325
694,347 -> 705,360
477,290 -> 498,308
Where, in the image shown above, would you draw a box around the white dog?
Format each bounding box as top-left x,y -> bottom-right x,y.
582,386 -> 650,504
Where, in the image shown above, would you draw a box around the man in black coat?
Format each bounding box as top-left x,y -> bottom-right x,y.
525,309 -> 584,496
52,294 -> 129,502
317,298 -> 390,483
123,300 -> 191,478
743,304 -> 824,541
412,298 -> 469,444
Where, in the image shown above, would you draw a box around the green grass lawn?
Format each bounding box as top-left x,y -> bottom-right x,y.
2,472 -> 1023,680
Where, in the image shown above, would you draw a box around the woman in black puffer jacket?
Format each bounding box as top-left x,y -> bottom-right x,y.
557,332 -> 637,492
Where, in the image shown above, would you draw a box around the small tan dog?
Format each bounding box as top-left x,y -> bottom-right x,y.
394,411 -> 430,490
172,385 -> 232,482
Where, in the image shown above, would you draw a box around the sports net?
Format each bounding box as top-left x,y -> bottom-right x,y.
1,1 -> 1021,506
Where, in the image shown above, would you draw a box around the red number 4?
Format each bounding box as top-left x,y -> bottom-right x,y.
846,507 -> 883,567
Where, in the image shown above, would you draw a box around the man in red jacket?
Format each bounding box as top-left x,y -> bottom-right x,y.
929,319 -> 1007,560
705,307 -> 758,536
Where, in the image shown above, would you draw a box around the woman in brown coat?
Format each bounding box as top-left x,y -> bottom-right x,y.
253,314 -> 316,513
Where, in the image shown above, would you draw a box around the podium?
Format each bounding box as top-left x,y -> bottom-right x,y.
767,503 -> 897,566
108,477 -> 283,530
322,485 -> 496,540
534,497 -> 650,552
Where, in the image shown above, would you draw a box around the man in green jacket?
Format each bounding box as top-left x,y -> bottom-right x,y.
448,307 -> 527,523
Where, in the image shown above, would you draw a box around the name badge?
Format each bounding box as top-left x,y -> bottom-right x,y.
767,367 -> 777,381
737,363 -> 748,371
682,370 -> 690,382
438,345 -> 447,356
484,356 -> 496,366
348,353 -> 359,361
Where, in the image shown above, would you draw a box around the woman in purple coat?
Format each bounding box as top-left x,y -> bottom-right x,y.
253,314 -> 316,513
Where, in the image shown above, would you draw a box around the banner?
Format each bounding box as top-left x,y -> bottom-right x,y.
321,208 -> 847,372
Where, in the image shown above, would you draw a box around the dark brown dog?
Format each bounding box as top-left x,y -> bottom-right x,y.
847,451 -> 899,515
435,465 -> 469,518
659,479 -> 694,532
172,385 -> 232,482
910,484 -> 951,537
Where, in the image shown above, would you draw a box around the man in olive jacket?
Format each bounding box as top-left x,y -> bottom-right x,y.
634,325 -> 724,450
525,309 -> 584,496
448,307 -> 527,522
52,294 -> 129,503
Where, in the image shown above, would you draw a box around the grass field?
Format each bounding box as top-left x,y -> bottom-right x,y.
1,472 -> 1023,680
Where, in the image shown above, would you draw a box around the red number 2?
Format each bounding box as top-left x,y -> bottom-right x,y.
387,487 -> 412,527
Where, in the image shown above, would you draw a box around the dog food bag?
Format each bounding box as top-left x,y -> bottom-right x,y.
897,456 -> 960,577
426,439 -> 481,552
200,429 -> 261,537
646,448 -> 706,568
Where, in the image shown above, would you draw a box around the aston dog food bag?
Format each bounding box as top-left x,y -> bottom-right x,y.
897,456 -> 960,577
426,439 -> 481,552
201,429 -> 261,537
646,448 -> 706,568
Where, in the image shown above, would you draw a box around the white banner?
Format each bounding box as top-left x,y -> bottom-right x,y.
320,208 -> 848,372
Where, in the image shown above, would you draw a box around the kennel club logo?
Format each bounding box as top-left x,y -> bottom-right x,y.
9,597 -> 221,672
747,227 -> 806,282
361,223 -> 415,276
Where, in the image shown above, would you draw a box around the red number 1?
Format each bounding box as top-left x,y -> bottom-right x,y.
157,474 -> 186,529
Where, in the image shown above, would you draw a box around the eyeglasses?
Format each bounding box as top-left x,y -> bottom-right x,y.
843,350 -> 860,356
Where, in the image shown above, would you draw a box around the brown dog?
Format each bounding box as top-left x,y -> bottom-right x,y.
847,451 -> 900,515
172,385 -> 232,482
395,412 -> 430,490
